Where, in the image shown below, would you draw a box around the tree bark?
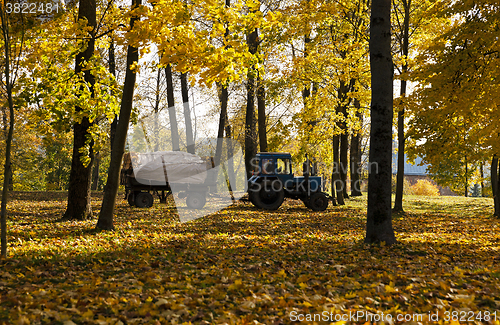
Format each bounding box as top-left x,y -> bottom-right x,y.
165,64 -> 180,151
152,67 -> 162,152
365,0 -> 396,245
492,156 -> 499,217
91,152 -> 100,191
464,155 -> 468,197
340,132 -> 349,199
63,0 -> 96,221
0,99 -> 13,257
1,102 -> 13,192
350,134 -> 362,196
480,161 -> 485,197
0,98 -> 13,259
332,135 -> 344,205
337,79 -> 351,200
226,124 -> 235,191
244,28 -> 259,181
495,158 -> 500,218
393,0 -> 410,213
180,72 -> 195,154
350,98 -> 363,197
257,75 -> 267,152
109,36 -> 118,154
0,7 -> 16,256
302,34 -> 312,108
215,83 -> 228,167
96,0 -> 141,230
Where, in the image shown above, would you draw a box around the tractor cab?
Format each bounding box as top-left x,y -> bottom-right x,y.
248,152 -> 329,211
250,152 -> 294,182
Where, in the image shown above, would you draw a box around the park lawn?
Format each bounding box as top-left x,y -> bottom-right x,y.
0,192 -> 499,324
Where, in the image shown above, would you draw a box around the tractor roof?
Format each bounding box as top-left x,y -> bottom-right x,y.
256,152 -> 292,158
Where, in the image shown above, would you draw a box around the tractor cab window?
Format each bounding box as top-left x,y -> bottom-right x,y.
251,158 -> 260,174
276,158 -> 291,175
262,158 -> 274,174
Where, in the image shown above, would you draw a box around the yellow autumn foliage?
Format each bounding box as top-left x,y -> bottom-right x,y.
411,179 -> 440,196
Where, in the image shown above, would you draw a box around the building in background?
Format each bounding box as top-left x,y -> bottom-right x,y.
392,151 -> 457,196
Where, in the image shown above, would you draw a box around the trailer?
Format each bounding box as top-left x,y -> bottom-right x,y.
120,151 -> 216,209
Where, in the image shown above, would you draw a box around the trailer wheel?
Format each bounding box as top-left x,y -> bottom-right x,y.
249,180 -> 284,210
127,192 -> 137,206
186,192 -> 206,209
309,192 -> 329,211
135,192 -> 154,208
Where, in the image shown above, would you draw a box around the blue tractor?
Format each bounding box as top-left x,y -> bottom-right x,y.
247,152 -> 330,211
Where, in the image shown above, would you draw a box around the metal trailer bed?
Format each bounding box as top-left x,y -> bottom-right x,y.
120,153 -> 216,209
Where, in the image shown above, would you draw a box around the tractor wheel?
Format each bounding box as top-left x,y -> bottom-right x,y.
248,184 -> 258,205
135,192 -> 154,208
186,192 -> 206,209
249,180 -> 284,210
308,192 -> 329,211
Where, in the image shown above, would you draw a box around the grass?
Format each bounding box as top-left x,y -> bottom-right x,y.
0,192 -> 499,324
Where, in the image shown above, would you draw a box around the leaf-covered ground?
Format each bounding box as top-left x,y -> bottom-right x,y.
1,192 -> 500,324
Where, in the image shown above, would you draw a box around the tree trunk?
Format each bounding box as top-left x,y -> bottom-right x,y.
393,98 -> 406,212
492,156 -> 499,217
244,28 -> 259,181
165,64 -> 180,151
215,83 -> 228,169
214,0 -> 231,168
0,101 -> 13,257
153,67 -> 162,152
226,124 -> 235,191
464,155 -> 469,197
495,158 -> 500,218
63,0 -> 96,221
340,132 -> 349,199
257,75 -> 267,152
0,95 -> 13,259
1,105 -> 13,194
480,161 -> 485,197
393,0 -> 410,213
0,10 -> 16,256
337,79 -> 351,201
350,134 -> 362,196
109,36 -> 118,154
180,72 -> 195,154
1,105 -> 6,137
332,135 -> 344,205
302,34 -> 312,108
350,98 -> 363,197
365,0 -> 396,245
91,152 -> 100,191
96,0 -> 141,230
